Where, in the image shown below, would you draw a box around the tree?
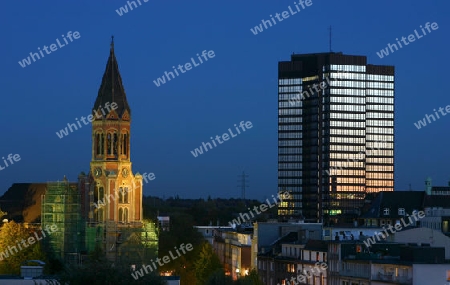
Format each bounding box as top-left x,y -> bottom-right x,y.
206,269 -> 233,285
194,242 -> 223,285
158,212 -> 204,285
0,221 -> 47,274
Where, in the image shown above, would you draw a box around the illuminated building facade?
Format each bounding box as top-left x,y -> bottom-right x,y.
78,38 -> 158,263
277,52 -> 394,223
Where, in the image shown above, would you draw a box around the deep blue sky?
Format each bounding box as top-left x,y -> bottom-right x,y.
0,0 -> 448,199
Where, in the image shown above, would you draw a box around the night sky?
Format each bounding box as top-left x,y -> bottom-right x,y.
0,0 -> 448,199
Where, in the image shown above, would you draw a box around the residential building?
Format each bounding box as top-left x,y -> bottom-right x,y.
322,226 -> 384,242
360,191 -> 424,228
395,227 -> 450,259
194,225 -> 233,246
258,237 -> 327,285
212,229 -> 252,280
421,195 -> 450,234
329,240 -> 448,285
252,222 -> 322,270
157,215 -> 170,232
277,52 -> 394,224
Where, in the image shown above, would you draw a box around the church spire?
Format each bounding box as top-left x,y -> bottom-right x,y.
93,36 -> 130,118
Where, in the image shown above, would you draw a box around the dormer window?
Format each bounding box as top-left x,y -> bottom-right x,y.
383,208 -> 390,215
398,208 -> 405,216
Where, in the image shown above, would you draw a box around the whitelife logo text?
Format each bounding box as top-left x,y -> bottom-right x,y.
363,211 -> 426,248
250,0 -> 313,35
131,243 -> 193,280
190,121 -> 253,158
376,22 -> 438,59
56,102 -> 118,139
0,224 -> 58,261
228,191 -> 290,227
18,31 -> 81,68
153,50 -> 215,87
0,153 -> 21,172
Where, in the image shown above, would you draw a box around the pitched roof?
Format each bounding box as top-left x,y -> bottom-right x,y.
0,182 -> 76,223
423,194 -> 450,208
0,183 -> 46,222
93,37 -> 130,118
361,191 -> 425,218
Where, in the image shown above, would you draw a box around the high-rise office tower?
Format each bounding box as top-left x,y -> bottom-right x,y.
277,52 -> 394,223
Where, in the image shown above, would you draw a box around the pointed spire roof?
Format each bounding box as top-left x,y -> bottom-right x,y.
93,36 -> 130,117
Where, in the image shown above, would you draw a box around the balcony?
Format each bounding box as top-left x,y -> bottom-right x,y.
345,252 -> 383,260
372,273 -> 412,284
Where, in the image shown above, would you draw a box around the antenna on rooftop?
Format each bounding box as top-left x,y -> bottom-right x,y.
329,26 -> 332,52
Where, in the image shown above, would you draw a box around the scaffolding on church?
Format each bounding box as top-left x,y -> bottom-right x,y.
41,179 -> 83,263
85,220 -> 158,265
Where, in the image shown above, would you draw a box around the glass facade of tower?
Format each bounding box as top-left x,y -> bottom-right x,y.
277,53 -> 394,223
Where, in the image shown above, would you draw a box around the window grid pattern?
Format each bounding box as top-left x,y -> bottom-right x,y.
278,61 -> 394,221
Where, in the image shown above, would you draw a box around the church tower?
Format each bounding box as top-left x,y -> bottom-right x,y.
86,38 -> 145,261
78,38 -> 157,263
89,37 -> 143,232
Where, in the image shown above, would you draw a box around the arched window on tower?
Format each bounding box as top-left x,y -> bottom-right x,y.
113,133 -> 118,155
124,208 -> 128,223
120,134 -> 124,155
107,132 -> 118,156
122,133 -> 128,156
94,185 -> 99,202
96,134 -> 101,155
107,133 -> 112,154
119,208 -> 123,222
100,134 -> 104,155
95,133 -> 105,156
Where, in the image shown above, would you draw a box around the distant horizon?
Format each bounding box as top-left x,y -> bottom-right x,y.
0,180 -> 436,203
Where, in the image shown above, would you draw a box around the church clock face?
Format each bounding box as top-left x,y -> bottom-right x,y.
94,167 -> 102,178
122,168 -> 129,178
